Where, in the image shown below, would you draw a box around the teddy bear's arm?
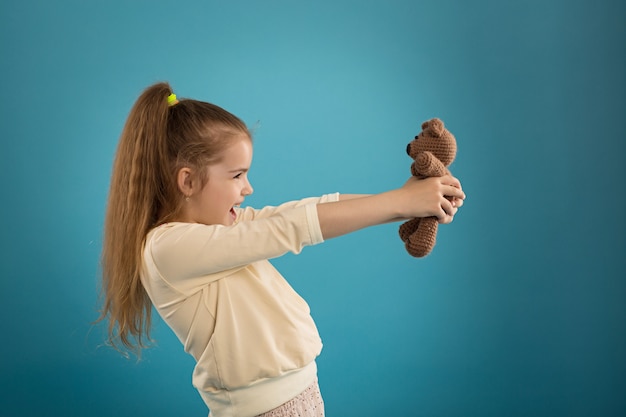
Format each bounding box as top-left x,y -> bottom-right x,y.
413,151 -> 448,177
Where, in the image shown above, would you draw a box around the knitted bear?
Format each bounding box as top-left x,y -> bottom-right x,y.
399,118 -> 457,257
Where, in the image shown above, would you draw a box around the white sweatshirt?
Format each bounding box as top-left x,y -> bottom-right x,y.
141,194 -> 339,417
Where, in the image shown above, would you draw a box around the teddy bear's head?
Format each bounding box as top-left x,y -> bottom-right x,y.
406,118 -> 457,167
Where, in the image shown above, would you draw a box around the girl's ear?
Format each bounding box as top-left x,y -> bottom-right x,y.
177,167 -> 194,197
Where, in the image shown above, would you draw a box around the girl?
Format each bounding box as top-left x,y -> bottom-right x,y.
99,82 -> 465,417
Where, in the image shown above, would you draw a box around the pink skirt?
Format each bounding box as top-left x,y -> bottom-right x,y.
255,379 -> 324,417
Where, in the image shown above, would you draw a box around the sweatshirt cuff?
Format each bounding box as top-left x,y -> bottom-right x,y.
321,192 -> 340,203
304,203 -> 325,245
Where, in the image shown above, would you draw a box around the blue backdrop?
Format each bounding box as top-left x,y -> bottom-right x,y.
1,1 -> 624,416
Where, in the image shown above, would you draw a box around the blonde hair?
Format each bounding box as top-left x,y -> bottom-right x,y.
98,82 -> 250,356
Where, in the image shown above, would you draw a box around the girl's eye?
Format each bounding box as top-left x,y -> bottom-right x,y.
234,173 -> 242,179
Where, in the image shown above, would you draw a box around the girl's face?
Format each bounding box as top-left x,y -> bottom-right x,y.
189,135 -> 254,226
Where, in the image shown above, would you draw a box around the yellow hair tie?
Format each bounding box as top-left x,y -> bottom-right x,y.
167,93 -> 179,106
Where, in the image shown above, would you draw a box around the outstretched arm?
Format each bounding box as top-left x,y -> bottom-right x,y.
317,175 -> 465,240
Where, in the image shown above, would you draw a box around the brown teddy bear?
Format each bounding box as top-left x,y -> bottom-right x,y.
398,118 -> 457,257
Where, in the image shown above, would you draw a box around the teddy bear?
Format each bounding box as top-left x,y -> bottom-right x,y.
398,118 -> 457,257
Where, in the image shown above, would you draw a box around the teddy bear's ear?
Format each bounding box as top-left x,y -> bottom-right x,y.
429,118 -> 445,137
421,121 -> 430,130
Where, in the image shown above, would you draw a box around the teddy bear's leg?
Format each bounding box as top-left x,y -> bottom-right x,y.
406,217 -> 439,257
399,218 -> 421,243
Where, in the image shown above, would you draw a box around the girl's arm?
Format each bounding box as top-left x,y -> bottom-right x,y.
338,194 -> 370,200
317,175 -> 465,239
336,194 -> 407,224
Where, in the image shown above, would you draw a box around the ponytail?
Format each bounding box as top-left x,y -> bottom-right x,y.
98,82 -> 250,356
98,82 -> 170,355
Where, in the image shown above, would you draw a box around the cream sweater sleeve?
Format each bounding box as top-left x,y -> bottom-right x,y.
236,192 -> 339,221
144,194 -> 339,294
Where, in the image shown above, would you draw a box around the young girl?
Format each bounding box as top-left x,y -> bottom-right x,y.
99,82 -> 465,417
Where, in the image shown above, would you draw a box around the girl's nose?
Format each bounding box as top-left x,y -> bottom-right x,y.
243,179 -> 254,196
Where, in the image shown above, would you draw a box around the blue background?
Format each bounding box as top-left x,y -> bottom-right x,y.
1,1 -> 624,416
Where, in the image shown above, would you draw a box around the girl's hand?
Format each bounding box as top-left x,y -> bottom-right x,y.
398,175 -> 465,223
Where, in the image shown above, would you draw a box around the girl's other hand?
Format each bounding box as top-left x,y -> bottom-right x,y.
398,175 -> 465,223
